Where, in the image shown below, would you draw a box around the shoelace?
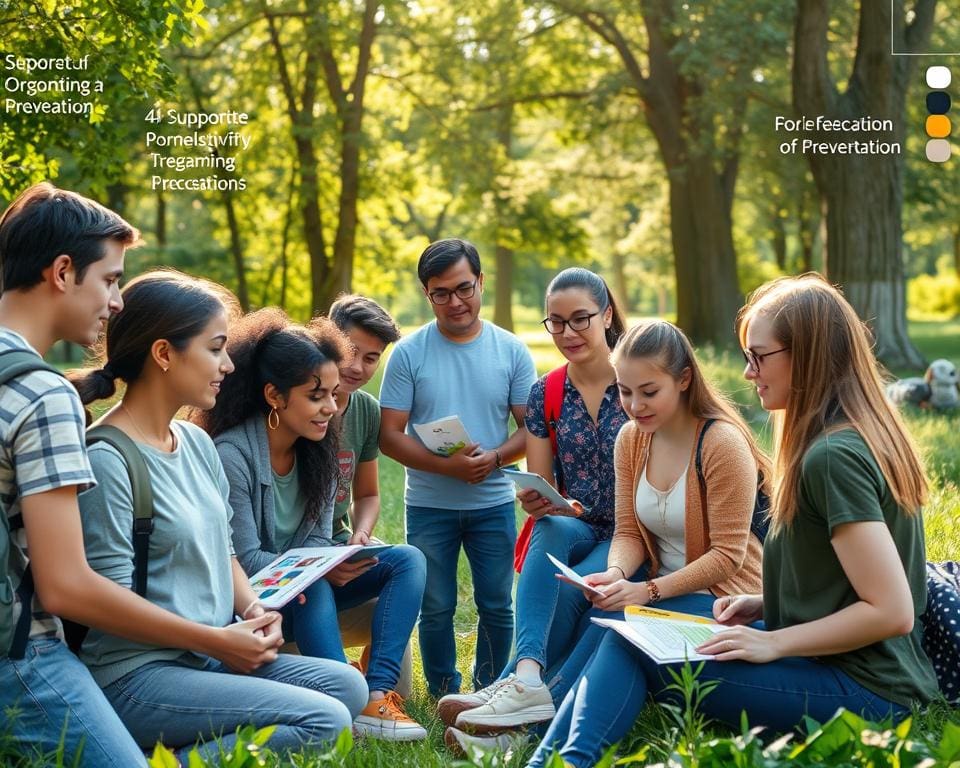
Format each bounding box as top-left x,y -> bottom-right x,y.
485,678 -> 525,704
379,691 -> 417,722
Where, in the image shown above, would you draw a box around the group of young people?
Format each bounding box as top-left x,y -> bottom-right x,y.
0,182 -> 940,768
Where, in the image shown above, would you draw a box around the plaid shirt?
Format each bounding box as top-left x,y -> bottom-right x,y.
0,329 -> 96,639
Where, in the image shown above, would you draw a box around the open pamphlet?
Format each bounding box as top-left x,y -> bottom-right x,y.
547,552 -> 605,597
591,605 -> 732,664
501,469 -> 578,514
412,415 -> 474,457
248,546 -> 361,609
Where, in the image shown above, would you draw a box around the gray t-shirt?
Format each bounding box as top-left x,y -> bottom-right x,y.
379,321 -> 536,509
79,420 -> 235,687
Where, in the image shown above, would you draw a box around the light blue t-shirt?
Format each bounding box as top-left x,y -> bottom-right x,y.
379,320 -> 536,509
78,421 -> 235,687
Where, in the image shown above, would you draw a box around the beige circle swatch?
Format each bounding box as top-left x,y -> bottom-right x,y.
926,139 -> 951,162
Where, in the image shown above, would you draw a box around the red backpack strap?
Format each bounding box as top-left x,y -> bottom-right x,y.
514,364 -> 568,574
543,364 -> 568,487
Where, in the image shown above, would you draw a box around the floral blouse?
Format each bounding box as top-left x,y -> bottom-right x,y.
524,371 -> 628,541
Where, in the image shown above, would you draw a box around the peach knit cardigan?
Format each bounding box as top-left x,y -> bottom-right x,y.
608,418 -> 763,598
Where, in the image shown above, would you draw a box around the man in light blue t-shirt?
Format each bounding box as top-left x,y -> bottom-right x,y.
380,238 -> 536,697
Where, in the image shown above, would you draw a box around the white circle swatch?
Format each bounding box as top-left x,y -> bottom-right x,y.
927,66 -> 951,89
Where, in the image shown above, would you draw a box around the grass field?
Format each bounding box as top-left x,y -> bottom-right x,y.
335,318 -> 960,767
14,319 -> 960,767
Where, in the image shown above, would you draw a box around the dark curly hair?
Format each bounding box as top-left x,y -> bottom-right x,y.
193,308 -> 352,523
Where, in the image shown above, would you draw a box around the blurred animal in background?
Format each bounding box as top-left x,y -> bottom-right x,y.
886,359 -> 959,410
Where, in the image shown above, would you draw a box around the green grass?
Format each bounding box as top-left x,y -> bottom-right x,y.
25,319 -> 960,767
350,319 -> 960,767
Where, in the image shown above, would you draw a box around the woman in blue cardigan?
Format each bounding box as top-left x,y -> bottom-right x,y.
194,307 -> 427,741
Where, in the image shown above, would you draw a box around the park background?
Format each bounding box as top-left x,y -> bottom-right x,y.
2,1 -> 960,766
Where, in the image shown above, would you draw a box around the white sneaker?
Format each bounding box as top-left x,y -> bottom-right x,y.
444,725 -> 528,758
455,674 -> 556,733
437,677 -> 511,726
353,691 -> 428,741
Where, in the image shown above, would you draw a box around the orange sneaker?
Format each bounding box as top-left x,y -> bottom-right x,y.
354,691 -> 427,741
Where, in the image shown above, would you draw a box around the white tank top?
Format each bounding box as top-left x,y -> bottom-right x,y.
635,463 -> 688,575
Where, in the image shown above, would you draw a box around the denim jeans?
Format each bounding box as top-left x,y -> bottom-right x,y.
528,594 -> 908,768
406,502 -> 517,697
103,653 -> 367,762
0,638 -> 147,767
512,517 -> 606,670
280,544 -> 425,694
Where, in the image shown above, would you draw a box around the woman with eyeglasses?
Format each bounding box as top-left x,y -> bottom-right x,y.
440,268 -> 631,745
523,275 -> 938,768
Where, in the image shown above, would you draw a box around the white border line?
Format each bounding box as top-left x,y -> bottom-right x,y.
891,0 -> 960,55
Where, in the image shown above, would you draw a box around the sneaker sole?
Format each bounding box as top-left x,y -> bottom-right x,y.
455,705 -> 556,733
443,727 -> 467,757
437,698 -> 485,727
354,719 -> 428,742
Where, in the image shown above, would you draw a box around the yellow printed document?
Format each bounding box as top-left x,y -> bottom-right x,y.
591,605 -> 731,664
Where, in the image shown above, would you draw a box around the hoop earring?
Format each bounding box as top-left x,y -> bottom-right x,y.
268,408 -> 280,430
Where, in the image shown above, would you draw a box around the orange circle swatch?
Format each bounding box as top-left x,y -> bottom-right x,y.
927,115 -> 951,138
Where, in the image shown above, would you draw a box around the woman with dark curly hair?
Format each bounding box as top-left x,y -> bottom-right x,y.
193,308 -> 428,742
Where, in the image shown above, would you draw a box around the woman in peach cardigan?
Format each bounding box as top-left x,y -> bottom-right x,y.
580,319 -> 767,611
525,319 -> 769,765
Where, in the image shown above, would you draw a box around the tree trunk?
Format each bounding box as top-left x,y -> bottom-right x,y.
793,0 -> 933,368
663,154 -> 742,345
772,205 -> 787,271
570,2 -> 744,345
222,191 -> 250,311
610,249 -> 632,314
493,102 -> 514,331
155,189 -> 166,250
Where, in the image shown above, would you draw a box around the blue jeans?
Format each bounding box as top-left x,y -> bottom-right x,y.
528,594 -> 908,768
280,545 -> 425,693
406,502 -> 517,697
103,653 -> 367,762
0,638 -> 146,767
512,517 -> 607,670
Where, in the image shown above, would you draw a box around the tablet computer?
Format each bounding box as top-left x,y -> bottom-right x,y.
501,468 -> 577,513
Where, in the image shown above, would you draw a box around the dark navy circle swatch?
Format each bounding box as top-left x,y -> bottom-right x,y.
927,91 -> 951,114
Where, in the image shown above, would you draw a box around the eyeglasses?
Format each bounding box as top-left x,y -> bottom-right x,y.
428,280 -> 478,305
542,312 -> 600,335
742,347 -> 789,372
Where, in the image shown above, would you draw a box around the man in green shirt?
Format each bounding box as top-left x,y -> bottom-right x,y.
327,294 -> 411,694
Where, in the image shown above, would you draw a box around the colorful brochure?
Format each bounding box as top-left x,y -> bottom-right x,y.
247,546 -> 360,609
591,604 -> 731,664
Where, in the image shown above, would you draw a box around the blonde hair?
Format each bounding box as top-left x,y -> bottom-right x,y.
611,319 -> 772,490
737,273 -> 927,532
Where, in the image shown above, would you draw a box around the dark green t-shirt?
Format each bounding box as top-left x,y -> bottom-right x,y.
332,389 -> 381,543
762,428 -> 939,708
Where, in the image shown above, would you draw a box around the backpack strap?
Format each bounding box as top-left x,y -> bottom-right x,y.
86,425 -> 154,597
0,349 -> 61,388
0,350 -> 64,659
694,418 -> 716,537
544,364 -> 568,494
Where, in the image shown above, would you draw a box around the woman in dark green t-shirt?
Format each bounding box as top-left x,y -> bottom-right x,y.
525,273 -> 938,768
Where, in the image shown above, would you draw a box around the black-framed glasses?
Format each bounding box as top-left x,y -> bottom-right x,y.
742,347 -> 789,372
542,312 -> 600,335
428,280 -> 478,305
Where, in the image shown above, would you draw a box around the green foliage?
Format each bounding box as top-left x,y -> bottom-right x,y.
908,261 -> 960,321
0,0 -> 204,197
